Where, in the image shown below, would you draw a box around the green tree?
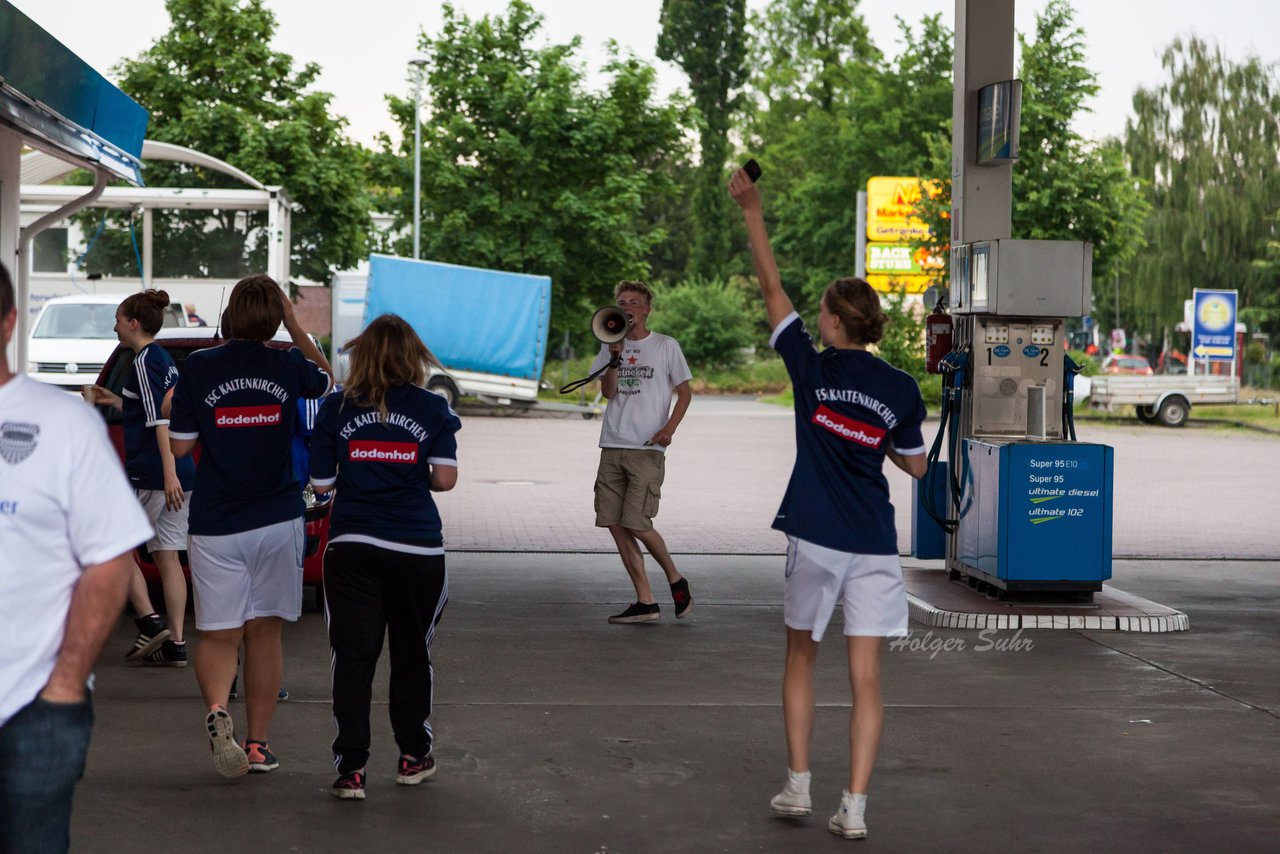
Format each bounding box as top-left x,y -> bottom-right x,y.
914,1 -> 1147,325
743,9 -> 951,312
103,0 -> 369,284
650,276 -> 754,369
657,0 -> 749,281
1124,37 -> 1280,339
1245,210 -> 1280,340
370,1 -> 690,344
1015,1 -> 1147,322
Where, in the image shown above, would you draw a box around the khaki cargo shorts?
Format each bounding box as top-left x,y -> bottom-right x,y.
594,448 -> 665,531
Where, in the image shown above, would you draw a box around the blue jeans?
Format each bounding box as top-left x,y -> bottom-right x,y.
0,694 -> 94,854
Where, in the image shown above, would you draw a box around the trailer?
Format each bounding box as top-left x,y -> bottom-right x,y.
333,254 -> 601,418
1088,374 -> 1239,427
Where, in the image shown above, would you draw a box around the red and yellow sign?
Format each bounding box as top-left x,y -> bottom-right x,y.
866,176 -> 936,242
863,176 -> 944,295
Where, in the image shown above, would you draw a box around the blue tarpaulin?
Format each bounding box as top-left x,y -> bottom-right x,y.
364,254 -> 551,381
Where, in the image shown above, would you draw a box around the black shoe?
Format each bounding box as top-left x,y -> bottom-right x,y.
125,614 -> 171,661
608,602 -> 660,624
671,578 -> 694,619
141,640 -> 188,667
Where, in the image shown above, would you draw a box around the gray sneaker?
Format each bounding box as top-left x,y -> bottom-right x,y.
205,707 -> 249,779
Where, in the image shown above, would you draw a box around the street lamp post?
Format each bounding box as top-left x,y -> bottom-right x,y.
409,54 -> 429,260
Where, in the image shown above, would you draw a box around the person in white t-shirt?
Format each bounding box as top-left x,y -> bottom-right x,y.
0,263 -> 154,854
588,280 -> 694,624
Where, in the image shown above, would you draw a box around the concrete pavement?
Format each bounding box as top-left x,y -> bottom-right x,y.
74,554 -> 1278,853
441,397 -> 1280,559
66,397 -> 1279,852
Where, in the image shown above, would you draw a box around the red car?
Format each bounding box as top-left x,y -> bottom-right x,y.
92,327 -> 331,603
1100,354 -> 1153,375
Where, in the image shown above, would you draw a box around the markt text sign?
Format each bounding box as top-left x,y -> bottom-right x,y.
866,176 -> 931,242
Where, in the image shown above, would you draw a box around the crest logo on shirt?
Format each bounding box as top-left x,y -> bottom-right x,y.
812,405 -> 886,449
349,440 -> 418,464
0,422 -> 40,464
215,405 -> 282,428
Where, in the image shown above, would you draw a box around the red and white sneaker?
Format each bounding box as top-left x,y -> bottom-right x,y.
396,753 -> 436,785
331,770 -> 366,800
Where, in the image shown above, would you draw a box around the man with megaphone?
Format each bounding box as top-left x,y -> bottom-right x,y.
588,281 -> 694,624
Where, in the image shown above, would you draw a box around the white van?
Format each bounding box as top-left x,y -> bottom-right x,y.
27,294 -> 187,391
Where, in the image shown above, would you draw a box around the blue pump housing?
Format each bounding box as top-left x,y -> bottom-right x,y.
956,440 -> 1113,590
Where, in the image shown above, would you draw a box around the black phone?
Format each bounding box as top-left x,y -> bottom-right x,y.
743,158 -> 762,183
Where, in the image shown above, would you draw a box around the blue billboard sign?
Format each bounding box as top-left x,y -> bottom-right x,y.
1191,289 -> 1237,362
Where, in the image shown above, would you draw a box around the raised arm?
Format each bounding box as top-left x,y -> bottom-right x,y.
278,287 -> 333,379
728,167 -> 794,330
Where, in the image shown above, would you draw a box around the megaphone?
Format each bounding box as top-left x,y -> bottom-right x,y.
591,306 -> 630,344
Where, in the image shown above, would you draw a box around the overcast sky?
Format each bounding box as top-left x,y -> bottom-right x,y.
14,0 -> 1280,149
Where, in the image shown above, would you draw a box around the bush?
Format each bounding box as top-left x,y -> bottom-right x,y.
650,277 -> 755,369
1068,350 -> 1100,376
873,287 -> 926,382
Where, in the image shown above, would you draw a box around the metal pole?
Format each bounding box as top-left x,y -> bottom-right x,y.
854,190 -> 867,279
410,56 -> 428,261
142,207 -> 153,289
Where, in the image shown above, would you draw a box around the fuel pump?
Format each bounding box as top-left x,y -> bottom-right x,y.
911,239 -> 1114,598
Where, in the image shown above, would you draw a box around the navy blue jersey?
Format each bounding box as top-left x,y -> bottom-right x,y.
771,313 -> 927,554
309,384 -> 460,549
291,395 -> 323,486
169,340 -> 330,536
122,342 -> 195,491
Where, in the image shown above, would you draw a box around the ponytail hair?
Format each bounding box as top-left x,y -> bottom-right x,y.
822,278 -> 887,345
119,289 -> 171,335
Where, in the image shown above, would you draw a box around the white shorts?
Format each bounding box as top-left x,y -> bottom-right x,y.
136,489 -> 192,552
189,518 -> 305,631
783,536 -> 909,641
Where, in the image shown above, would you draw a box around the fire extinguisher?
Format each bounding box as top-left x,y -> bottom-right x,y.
925,298 -> 953,375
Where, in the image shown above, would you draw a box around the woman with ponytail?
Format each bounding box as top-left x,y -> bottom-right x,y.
308,313 -> 460,801
730,168 -> 927,841
89,289 -> 195,667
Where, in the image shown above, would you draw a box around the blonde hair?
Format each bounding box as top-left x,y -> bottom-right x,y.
614,280 -> 654,306
823,278 -> 886,345
343,313 -> 442,419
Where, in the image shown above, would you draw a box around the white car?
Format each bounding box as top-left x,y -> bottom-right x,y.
27,294 -> 187,391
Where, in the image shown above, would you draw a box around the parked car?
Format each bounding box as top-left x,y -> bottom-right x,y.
92,326 -> 331,602
334,346 -> 461,407
30,294 -> 187,391
1100,354 -> 1153,376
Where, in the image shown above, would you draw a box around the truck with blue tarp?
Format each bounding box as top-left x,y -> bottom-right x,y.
332,255 -> 598,415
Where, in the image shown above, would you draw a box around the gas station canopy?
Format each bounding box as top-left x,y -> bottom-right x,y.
0,2 -> 148,185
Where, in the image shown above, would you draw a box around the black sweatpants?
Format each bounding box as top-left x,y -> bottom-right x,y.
323,540 -> 448,774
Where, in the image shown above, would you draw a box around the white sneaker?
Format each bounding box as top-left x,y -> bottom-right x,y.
828,790 -> 867,839
769,771 -> 812,816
